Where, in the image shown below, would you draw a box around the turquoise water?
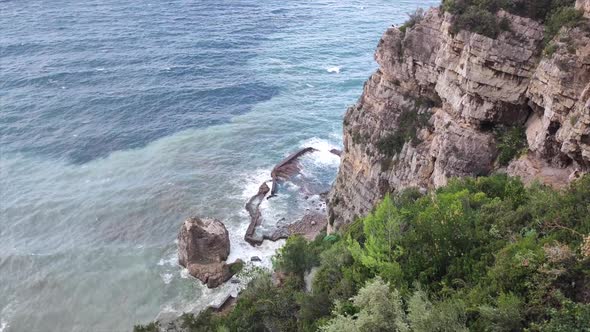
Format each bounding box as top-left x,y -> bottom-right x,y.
0,0 -> 438,330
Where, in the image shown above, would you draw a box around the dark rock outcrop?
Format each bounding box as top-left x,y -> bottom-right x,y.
178,217 -> 242,288
244,182 -> 270,246
269,147 -> 317,197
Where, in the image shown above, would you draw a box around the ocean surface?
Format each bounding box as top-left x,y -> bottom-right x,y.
0,0 -> 438,331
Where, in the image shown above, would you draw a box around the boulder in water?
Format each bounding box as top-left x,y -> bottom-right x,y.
178,217 -> 242,288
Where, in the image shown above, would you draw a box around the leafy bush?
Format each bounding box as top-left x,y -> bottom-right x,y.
400,8 -> 425,34
138,175 -> 590,331
407,288 -> 468,332
133,322 -> 159,332
451,6 -> 503,37
273,235 -> 325,279
535,293 -> 590,332
478,293 -> 524,331
441,0 -> 581,41
320,277 -> 409,332
495,126 -> 527,166
545,6 -> 584,43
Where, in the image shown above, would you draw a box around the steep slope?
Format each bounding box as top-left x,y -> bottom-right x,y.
329,3 -> 590,231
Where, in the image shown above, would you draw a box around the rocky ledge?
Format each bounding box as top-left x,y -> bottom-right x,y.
177,217 -> 243,288
244,147 -> 328,246
328,2 -> 590,231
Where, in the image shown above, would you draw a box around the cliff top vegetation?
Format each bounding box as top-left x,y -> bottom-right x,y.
137,174 -> 590,332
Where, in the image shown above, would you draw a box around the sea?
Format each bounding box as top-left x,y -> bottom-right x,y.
0,0 -> 438,331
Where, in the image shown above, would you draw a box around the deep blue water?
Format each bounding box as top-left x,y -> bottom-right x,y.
0,0 -> 438,331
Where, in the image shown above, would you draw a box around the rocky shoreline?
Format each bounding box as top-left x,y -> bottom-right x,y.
175,147 -> 334,291
244,147 -> 330,246
137,2 -> 590,331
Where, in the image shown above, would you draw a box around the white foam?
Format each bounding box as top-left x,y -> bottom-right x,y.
179,268 -> 191,279
157,252 -> 177,267
326,66 -> 341,74
0,319 -> 7,332
161,273 -> 174,285
299,137 -> 341,167
306,83 -> 314,88
160,304 -> 176,314
238,168 -> 272,201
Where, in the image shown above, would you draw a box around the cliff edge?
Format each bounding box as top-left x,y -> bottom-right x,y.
329,2 -> 590,231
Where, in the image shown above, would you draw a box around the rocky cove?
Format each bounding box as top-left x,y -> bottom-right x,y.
177,147 -> 333,289
141,1 -> 590,331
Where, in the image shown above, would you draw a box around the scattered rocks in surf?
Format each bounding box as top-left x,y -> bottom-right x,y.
244,147 -> 332,246
178,217 -> 243,288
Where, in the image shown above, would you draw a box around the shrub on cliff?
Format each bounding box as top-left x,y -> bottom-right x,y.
441,0 -> 581,40
136,175 -> 590,331
336,174 -> 589,330
400,8 -> 425,34
545,6 -> 584,42
133,322 -> 159,332
495,125 -> 527,166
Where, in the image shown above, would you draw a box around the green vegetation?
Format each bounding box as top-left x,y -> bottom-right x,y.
440,0 -> 583,41
494,125 -> 527,166
377,110 -> 431,156
133,322 -> 159,332
136,174 -> 590,331
544,43 -> 559,56
545,6 -> 584,42
400,8 -> 425,34
230,260 -> 245,275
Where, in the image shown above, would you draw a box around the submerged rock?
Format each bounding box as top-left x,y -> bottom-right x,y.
178,217 -> 242,288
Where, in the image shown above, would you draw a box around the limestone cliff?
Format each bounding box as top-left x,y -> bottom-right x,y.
328,3 -> 590,231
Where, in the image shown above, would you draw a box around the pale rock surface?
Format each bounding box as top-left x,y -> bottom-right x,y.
577,0 -> 590,18
329,8 -> 590,231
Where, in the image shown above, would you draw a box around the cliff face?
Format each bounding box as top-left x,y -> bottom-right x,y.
329,5 -> 590,231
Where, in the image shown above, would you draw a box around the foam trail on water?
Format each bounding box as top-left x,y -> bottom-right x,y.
326,66 -> 341,73
228,167 -> 287,266
161,273 -> 174,285
157,252 -> 177,267
300,137 -> 341,167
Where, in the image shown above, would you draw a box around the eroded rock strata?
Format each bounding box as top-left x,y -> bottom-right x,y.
329,5 -> 590,231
